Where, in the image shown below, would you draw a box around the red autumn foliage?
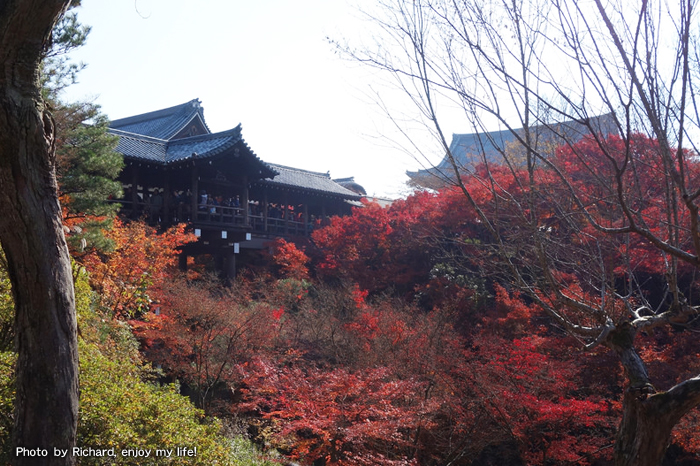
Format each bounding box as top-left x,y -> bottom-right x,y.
311,196 -> 444,293
466,334 -> 617,465
125,133 -> 700,464
553,133 -> 700,275
229,279 -> 621,465
239,359 -> 429,465
271,238 -> 310,280
132,276 -> 281,411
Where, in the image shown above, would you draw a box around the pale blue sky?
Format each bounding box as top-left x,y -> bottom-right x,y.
61,0 -> 443,198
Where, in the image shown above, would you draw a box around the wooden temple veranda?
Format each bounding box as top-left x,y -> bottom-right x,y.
108,99 -> 363,277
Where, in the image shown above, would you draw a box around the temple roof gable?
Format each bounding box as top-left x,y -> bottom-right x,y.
109,100 -> 360,196
109,98 -> 210,140
407,113 -> 618,188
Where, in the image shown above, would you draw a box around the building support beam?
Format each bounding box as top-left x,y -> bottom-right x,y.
263,191 -> 269,233
283,192 -> 289,234
130,169 -> 139,216
191,166 -> 199,222
225,249 -> 236,280
162,176 -> 171,227
242,176 -> 249,226
178,252 -> 188,271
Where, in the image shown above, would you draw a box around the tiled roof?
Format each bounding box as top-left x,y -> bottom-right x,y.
109,124 -> 277,177
166,127 -> 242,163
111,129 -> 167,162
108,127 -> 240,164
108,99 -> 359,188
110,99 -> 209,140
255,164 -> 362,199
334,176 -> 367,196
408,113 -> 618,184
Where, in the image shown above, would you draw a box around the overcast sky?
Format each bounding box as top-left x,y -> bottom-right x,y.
60,0 -> 451,199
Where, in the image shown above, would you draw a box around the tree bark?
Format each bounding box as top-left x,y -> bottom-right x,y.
609,325 -> 700,466
614,377 -> 700,466
0,1 -> 77,465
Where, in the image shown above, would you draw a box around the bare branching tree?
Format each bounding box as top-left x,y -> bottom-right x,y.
346,0 -> 700,464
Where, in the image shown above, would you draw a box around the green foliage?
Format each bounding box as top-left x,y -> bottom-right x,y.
228,436 -> 280,466
0,352 -> 14,466
274,278 -> 311,313
74,267 -> 229,465
78,342 -> 232,465
77,338 -> 278,465
57,106 -> 122,214
56,101 -> 123,253
0,252 -> 13,352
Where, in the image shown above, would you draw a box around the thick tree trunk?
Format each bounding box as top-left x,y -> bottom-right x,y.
609,325 -> 700,466
0,1 -> 77,465
615,377 -> 700,466
615,390 -> 673,466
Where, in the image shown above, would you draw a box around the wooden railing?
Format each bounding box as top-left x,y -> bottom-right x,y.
117,201 -> 312,237
194,204 -> 246,224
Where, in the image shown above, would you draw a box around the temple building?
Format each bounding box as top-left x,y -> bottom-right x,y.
407,113 -> 618,189
108,99 -> 362,277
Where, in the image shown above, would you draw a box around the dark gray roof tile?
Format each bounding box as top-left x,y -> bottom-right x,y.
408,113 -> 618,185
166,127 -> 242,163
110,99 -> 209,140
110,129 -> 167,162
257,164 -> 362,199
108,100 -> 348,185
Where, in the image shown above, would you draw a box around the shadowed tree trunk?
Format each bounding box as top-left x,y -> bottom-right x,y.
608,325 -> 700,466
0,1 -> 78,465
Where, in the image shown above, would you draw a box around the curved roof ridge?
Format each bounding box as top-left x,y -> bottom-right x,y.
408,112 -> 619,188
449,113 -> 616,141
451,126 -> 513,139
109,98 -> 211,140
255,165 -> 361,199
110,99 -> 201,126
108,128 -> 168,143
167,124 -> 242,145
268,163 -> 332,178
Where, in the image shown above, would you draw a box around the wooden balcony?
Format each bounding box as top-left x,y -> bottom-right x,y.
118,201 -> 316,238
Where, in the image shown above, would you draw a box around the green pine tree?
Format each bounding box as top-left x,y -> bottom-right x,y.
42,3 -> 124,253
55,102 -> 123,252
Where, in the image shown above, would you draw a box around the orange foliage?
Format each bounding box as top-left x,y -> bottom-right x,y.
271,238 -> 310,280
81,218 -> 195,317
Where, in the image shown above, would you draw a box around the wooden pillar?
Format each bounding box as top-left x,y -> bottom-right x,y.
178,252 -> 188,271
303,203 -> 309,236
263,191 -> 269,233
242,176 -> 249,226
191,166 -> 199,222
130,169 -> 139,217
142,180 -> 150,222
225,249 -> 236,280
215,252 -> 224,274
162,176 -> 171,227
283,192 -> 289,234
